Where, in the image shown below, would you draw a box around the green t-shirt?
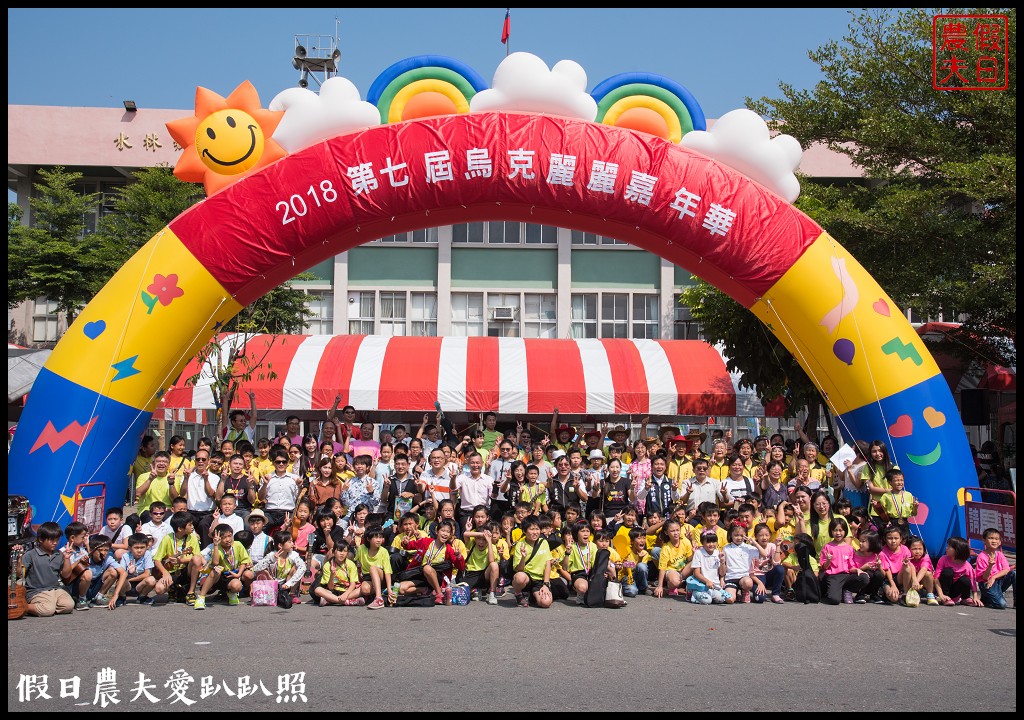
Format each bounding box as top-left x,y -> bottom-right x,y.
564,541 -> 598,574
153,531 -> 202,571
481,429 -> 504,454
320,558 -> 359,589
511,538 -> 551,581
464,541 -> 493,572
880,491 -> 916,520
355,544 -> 393,576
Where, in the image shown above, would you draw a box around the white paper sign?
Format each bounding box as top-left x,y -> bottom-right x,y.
830,443 -> 857,469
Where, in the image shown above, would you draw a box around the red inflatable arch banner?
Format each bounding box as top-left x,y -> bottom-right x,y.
8,112 -> 972,555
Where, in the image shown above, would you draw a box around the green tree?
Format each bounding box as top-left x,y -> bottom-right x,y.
8,167 -> 107,328
686,8 -> 1016,418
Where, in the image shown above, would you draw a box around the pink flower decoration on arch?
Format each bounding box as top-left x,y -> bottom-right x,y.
146,273 -> 184,307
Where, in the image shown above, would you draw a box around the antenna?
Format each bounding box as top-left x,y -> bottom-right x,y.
291,23 -> 341,90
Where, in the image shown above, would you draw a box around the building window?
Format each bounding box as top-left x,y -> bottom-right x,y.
487,293 -> 521,337
304,290 -> 334,334
32,298 -> 59,343
571,294 -> 598,339
410,292 -> 438,336
673,298 -> 702,340
571,230 -> 629,246
601,293 -> 629,338
452,293 -> 485,336
453,222 -> 556,244
374,228 -> 438,243
523,294 -> 557,338
379,292 -> 407,337
524,224 -> 557,244
348,293 -> 375,335
632,294 -> 660,339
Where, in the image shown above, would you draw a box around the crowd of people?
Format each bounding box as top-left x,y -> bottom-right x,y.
17,402 -> 1016,616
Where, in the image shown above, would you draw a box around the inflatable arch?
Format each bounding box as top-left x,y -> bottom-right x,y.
8,111 -> 971,554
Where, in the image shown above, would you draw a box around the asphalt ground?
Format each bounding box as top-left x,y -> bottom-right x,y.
7,590 -> 1016,711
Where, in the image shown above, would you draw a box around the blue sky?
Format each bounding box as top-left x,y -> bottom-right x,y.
8,8 -> 858,118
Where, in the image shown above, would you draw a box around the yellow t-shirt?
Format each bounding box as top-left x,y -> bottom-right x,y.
783,550 -> 819,573
520,484 -> 548,510
320,557 -> 359,590
645,533 -> 660,551
707,460 -> 730,481
355,545 -> 393,576
549,543 -> 566,577
668,458 -> 694,485
511,539 -> 552,581
154,532 -> 201,571
769,517 -> 797,545
136,473 -> 183,513
251,457 -> 275,479
619,547 -> 652,584
464,541 -> 495,572
565,541 -> 598,574
606,548 -> 622,565
167,454 -> 194,477
861,465 -> 891,515
494,538 -> 510,561
658,537 -> 694,572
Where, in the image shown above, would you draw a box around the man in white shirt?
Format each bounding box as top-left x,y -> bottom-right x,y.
186,451 -> 220,543
487,441 -> 517,519
451,451 -> 492,529
257,451 -> 300,529
420,448 -> 452,505
679,459 -> 722,520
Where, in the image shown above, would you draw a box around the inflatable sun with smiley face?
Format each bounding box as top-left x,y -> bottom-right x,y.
167,80 -> 287,196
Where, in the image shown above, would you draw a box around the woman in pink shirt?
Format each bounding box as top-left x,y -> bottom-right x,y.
977,527 -> 1016,609
934,536 -> 981,607
820,519 -> 870,604
877,526 -> 912,604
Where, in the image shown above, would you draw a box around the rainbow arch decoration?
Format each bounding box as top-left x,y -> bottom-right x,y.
8,109 -> 972,555
367,54 -> 488,124
592,72 -> 707,143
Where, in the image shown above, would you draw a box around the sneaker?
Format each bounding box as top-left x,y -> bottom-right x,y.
320,597 -> 329,607
771,594 -> 785,604
470,589 -> 480,601
843,590 -> 855,604
115,597 -> 127,608
345,597 -> 366,606
926,593 -> 939,606
854,594 -> 868,604
668,588 -> 679,597
90,594 -> 108,608
434,592 -> 445,605
486,592 -> 498,606
575,594 -> 585,605
138,594 -> 156,606
185,592 -> 197,606
515,592 -> 529,608
367,596 -> 385,609
496,584 -> 506,596
74,597 -> 90,611
193,595 -> 207,610
227,593 -> 239,606
742,590 -> 752,603
691,591 -> 713,605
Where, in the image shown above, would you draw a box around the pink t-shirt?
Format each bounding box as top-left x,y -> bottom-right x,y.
853,550 -> 878,571
879,544 -> 911,574
934,555 -> 978,591
973,550 -> 1009,581
909,553 -> 934,573
294,523 -> 316,552
821,541 -> 858,575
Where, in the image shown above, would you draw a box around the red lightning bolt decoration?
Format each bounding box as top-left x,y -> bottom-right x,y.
30,417 -> 100,454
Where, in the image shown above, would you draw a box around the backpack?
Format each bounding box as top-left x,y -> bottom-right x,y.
389,592 -> 435,608
793,541 -> 821,604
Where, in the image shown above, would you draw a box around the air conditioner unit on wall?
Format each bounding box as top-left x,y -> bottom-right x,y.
492,306 -> 516,321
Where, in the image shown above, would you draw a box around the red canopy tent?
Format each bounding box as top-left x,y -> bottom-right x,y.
159,335 -> 771,421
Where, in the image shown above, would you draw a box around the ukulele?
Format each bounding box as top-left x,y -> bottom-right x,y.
8,547 -> 27,620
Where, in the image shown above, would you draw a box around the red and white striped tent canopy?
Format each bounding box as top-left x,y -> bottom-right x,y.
159,335 -> 768,419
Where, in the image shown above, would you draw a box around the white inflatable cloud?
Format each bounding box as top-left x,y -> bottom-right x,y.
470,52 -> 597,122
270,76 -> 381,154
680,108 -> 803,203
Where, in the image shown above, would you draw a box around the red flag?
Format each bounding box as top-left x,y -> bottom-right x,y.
501,9 -> 511,44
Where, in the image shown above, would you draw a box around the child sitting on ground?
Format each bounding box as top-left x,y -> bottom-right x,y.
83,534 -> 127,610
194,523 -> 254,610
619,528 -> 652,598
653,518 -> 693,598
153,510 -> 202,605
99,507 -> 133,561
16,522 -> 75,617
934,535 -> 982,607
686,530 -> 728,604
976,527 -> 1016,610
313,541 -> 363,606
252,530 -> 307,606
120,533 -> 158,605
60,521 -> 92,610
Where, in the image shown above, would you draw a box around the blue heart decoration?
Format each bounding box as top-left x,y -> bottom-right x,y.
83,320 -> 107,340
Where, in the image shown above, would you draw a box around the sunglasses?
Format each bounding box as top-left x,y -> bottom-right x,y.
274,460 -> 288,464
